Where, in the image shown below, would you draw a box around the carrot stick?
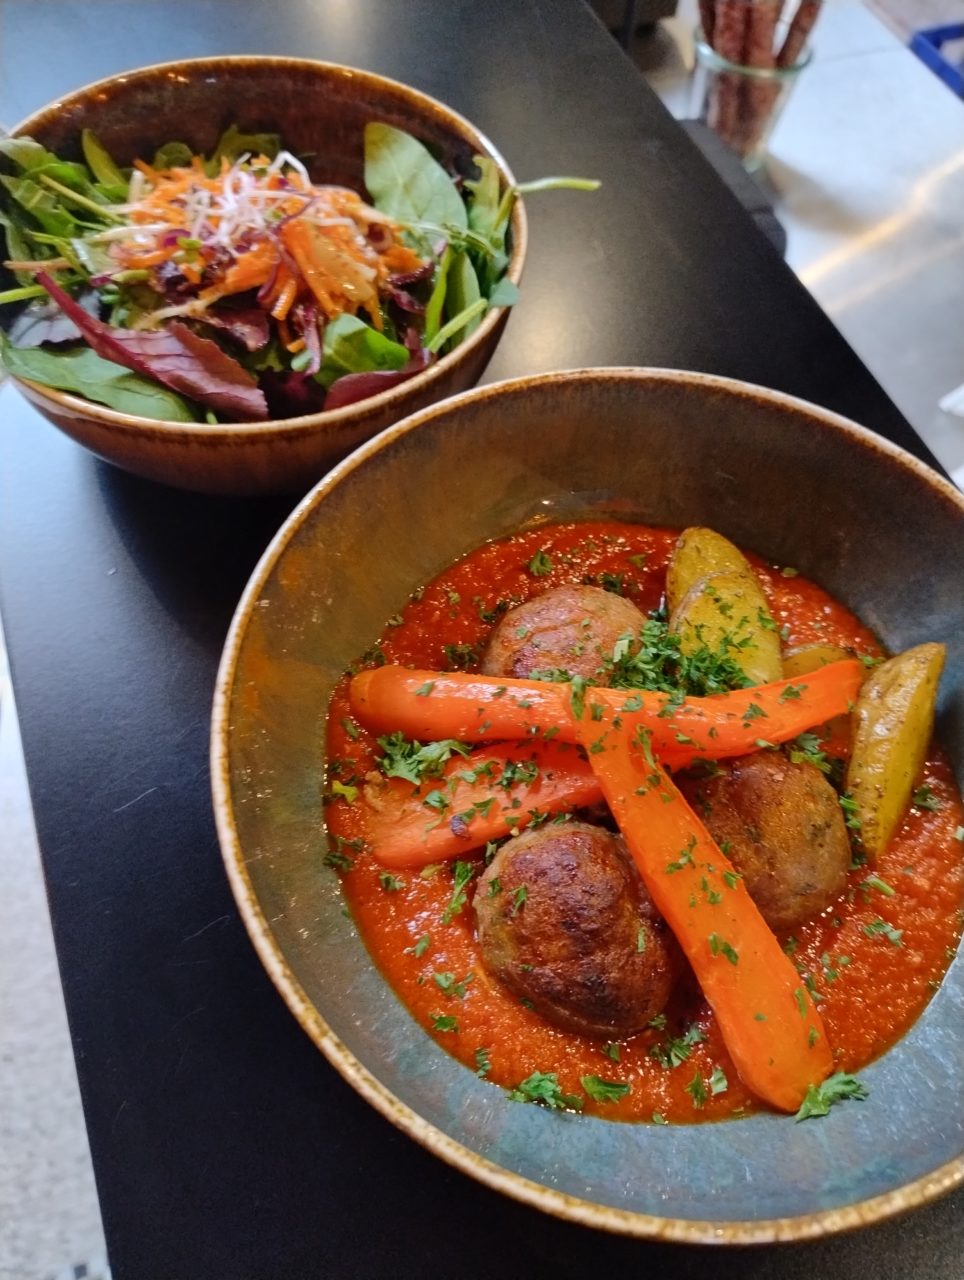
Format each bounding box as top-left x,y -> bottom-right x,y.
357,741 -> 603,868
349,660 -> 864,766
571,713 -> 832,1112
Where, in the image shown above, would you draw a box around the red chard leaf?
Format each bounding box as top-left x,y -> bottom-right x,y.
35,271 -> 268,421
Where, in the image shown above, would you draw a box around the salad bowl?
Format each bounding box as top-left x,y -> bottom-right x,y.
211,368 -> 964,1242
0,56 -> 526,495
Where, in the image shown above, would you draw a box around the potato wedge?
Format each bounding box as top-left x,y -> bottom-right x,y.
666,527 -> 754,617
845,642 -> 945,859
671,569 -> 783,687
782,643 -> 853,679
783,643 -> 855,756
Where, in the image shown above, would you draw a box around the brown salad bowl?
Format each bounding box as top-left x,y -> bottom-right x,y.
0,56 -> 526,495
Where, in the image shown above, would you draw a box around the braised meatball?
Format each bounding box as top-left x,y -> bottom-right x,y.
480,584 -> 645,682
680,753 -> 850,932
474,822 -> 676,1037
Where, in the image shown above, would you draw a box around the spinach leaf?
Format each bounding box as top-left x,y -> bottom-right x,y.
487,276 -> 520,307
0,174 -> 78,239
153,141 -> 194,171
0,204 -> 36,281
465,157 -> 501,239
423,247 -> 451,345
364,123 -> 467,230
0,333 -> 198,421
0,136 -> 86,183
316,313 -> 409,389
207,124 -> 281,171
443,250 -> 482,347
81,130 -> 129,200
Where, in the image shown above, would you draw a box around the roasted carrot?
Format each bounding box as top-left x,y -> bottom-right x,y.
571,712 -> 832,1112
348,660 -> 864,767
357,740 -> 603,868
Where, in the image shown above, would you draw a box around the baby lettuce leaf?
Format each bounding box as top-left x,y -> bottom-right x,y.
0,136 -> 88,185
0,174 -> 78,239
465,157 -> 501,239
6,290 -> 99,346
35,270 -> 268,420
152,141 -> 194,171
324,348 -> 432,411
443,250 -> 482,346
207,124 -> 281,170
364,123 -> 467,230
0,333 -> 197,421
81,130 -> 128,195
422,247 -> 452,346
487,276 -> 520,307
316,313 -> 409,389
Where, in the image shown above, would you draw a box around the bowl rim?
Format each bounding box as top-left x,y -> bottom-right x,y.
5,54 -> 528,438
210,366 -> 964,1243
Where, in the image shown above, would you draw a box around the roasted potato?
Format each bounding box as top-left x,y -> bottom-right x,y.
665,526 -> 754,617
782,643 -> 853,679
845,642 -> 945,859
671,570 -> 783,686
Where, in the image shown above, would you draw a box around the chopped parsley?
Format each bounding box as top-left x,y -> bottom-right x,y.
474,1047 -> 492,1078
708,933 -> 739,965
414,681 -> 436,697
527,549 -> 553,577
431,1014 -> 459,1033
442,860 -> 477,923
377,732 -> 471,784
838,792 -> 862,830
508,1071 -> 583,1110
912,785 -> 942,812
602,616 -> 752,698
649,1022 -> 705,1069
580,1075 -> 631,1103
684,1070 -> 708,1109
327,780 -> 359,805
794,1072 -> 868,1122
509,884 -> 528,916
709,1066 -> 728,1096
407,934 -> 431,958
778,683 -> 806,702
433,970 -> 473,999
862,918 -> 904,947
603,1042 -> 621,1063
443,642 -> 481,670
378,872 -> 403,892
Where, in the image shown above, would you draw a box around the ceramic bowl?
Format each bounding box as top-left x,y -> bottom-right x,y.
2,56 -> 526,496
211,368 -> 964,1241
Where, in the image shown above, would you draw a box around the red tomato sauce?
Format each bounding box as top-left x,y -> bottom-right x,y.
324,521 -> 964,1122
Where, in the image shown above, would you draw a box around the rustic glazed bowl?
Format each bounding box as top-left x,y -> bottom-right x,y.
211,368 -> 964,1241
2,56 -> 526,496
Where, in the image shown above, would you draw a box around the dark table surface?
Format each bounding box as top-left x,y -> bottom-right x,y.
2,2 -> 963,1277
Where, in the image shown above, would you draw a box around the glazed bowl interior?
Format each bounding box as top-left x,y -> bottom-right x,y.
3,56 -> 524,494
212,368 -> 964,1242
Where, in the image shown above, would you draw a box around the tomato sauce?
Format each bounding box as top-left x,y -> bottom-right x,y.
324,522 -> 964,1122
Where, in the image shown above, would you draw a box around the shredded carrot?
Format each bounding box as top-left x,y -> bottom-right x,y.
96,148 -> 429,336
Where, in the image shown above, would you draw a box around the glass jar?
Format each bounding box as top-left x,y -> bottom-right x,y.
692,29 -> 813,172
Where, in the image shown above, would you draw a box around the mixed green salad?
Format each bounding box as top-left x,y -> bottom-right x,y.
0,124 -> 596,423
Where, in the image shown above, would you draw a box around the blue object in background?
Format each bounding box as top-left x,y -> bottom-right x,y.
911,24 -> 964,97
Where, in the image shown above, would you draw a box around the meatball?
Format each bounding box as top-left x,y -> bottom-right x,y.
680,753 -> 850,932
480,584 -> 645,682
474,822 -> 676,1037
